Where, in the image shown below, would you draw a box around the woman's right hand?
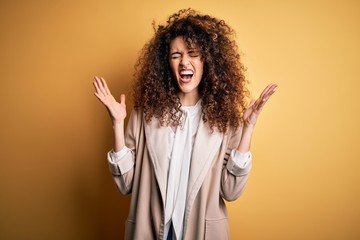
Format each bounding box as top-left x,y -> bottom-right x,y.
93,76 -> 127,125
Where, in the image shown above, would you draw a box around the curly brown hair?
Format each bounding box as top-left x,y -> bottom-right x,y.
132,8 -> 249,133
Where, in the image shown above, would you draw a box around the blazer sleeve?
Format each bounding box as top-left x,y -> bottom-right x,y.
107,109 -> 141,195
220,127 -> 253,201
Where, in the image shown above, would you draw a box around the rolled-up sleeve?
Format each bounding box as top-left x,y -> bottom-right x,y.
106,110 -> 142,195
107,146 -> 134,175
220,126 -> 253,202
226,150 -> 252,177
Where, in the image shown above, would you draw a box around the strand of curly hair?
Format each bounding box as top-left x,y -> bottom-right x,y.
132,8 -> 249,133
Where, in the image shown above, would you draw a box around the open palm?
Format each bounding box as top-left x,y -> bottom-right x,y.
243,83 -> 277,127
93,76 -> 127,124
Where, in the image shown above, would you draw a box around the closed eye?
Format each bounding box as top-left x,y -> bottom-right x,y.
170,52 -> 181,59
188,50 -> 200,57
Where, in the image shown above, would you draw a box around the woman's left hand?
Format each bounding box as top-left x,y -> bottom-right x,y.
243,83 -> 278,127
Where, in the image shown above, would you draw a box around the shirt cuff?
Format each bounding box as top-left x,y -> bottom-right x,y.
232,150 -> 251,168
110,146 -> 130,163
107,147 -> 134,175
226,149 -> 252,176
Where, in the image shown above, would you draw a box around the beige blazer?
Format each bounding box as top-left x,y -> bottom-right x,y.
108,109 -> 252,240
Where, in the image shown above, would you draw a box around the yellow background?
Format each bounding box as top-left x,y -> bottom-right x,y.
1,0 -> 359,239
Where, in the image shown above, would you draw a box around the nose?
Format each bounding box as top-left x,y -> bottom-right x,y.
180,55 -> 190,68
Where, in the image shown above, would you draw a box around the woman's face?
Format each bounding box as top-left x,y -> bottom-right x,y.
169,36 -> 204,105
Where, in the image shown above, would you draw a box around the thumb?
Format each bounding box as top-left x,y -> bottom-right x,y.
248,100 -> 256,108
120,94 -> 126,105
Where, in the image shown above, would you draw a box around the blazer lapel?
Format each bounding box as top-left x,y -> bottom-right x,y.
144,119 -> 170,207
185,118 -> 223,220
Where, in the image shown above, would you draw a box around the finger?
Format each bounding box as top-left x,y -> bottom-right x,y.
265,83 -> 277,95
256,99 -> 267,111
260,83 -> 277,96
120,94 -> 126,105
259,84 -> 277,102
259,83 -> 276,100
94,92 -> 102,100
251,99 -> 262,111
95,76 -> 107,96
93,79 -> 102,95
94,76 -> 102,87
261,84 -> 277,101
247,100 -> 256,108
94,92 -> 106,104
258,84 -> 273,99
263,88 -> 276,101
256,86 -> 277,111
94,81 -> 105,98
100,77 -> 111,95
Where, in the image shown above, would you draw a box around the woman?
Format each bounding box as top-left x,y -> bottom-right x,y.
93,9 -> 277,240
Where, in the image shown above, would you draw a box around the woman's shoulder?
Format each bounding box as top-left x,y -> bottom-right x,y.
126,107 -> 145,127
224,124 -> 243,137
128,107 -> 160,128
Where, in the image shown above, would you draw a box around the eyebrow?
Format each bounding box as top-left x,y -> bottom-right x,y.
188,49 -> 199,53
170,51 -> 182,56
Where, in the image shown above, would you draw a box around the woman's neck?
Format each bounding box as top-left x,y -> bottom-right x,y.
178,91 -> 200,106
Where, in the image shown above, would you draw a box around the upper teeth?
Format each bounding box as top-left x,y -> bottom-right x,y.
180,70 -> 193,75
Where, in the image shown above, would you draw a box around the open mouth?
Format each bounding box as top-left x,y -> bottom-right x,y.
180,73 -> 193,80
180,70 -> 194,82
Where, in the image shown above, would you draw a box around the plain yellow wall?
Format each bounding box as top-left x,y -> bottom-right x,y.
1,0 -> 359,239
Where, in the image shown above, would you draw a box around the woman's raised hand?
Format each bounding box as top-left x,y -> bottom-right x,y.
93,76 -> 127,125
243,83 -> 277,127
